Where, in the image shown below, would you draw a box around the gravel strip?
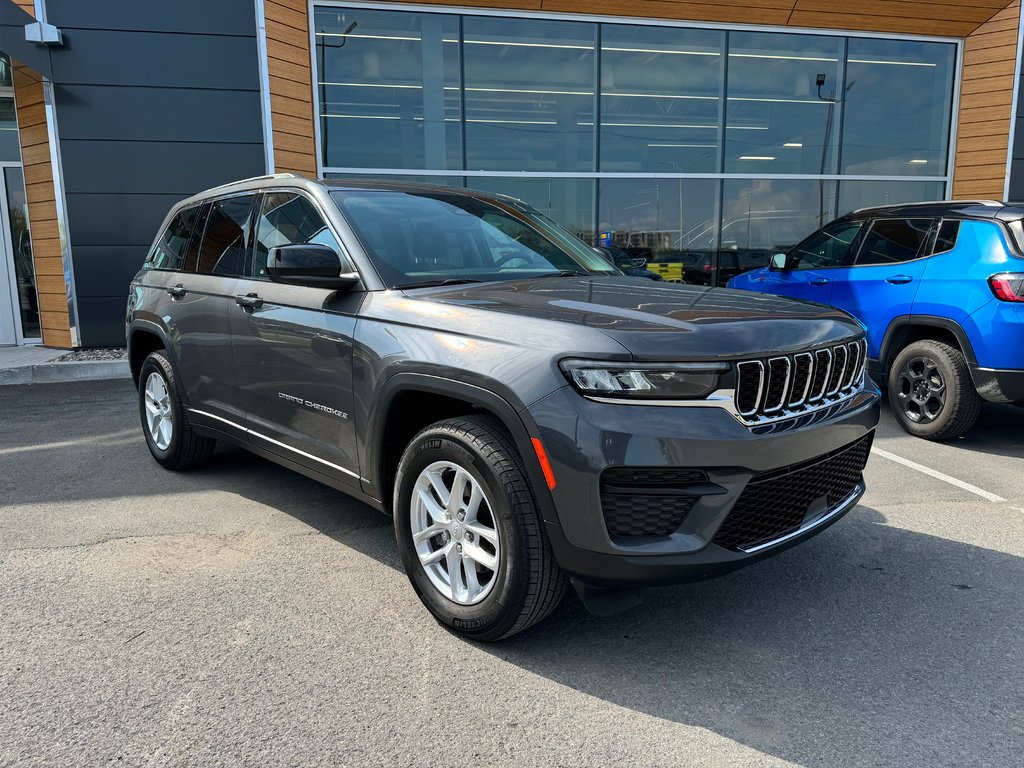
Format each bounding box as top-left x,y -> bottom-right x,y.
53,347 -> 128,363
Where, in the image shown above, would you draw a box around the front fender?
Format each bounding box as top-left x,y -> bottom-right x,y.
361,371 -> 561,526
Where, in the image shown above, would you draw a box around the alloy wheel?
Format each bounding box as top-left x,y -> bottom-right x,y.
410,460 -> 501,605
896,355 -> 945,424
143,371 -> 173,450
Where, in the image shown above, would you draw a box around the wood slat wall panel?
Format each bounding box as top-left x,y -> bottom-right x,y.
542,0 -> 791,25
12,61 -> 73,348
963,42 -> 1018,66
967,28 -> 1019,50
957,133 -> 1013,152
266,0 -> 308,31
952,0 -> 1020,200
267,54 -> 312,86
789,11 -> 976,36
961,88 -> 1019,109
796,0 -> 999,23
963,74 -> 1016,93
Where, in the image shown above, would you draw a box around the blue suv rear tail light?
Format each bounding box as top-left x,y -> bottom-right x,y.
988,273 -> 1024,302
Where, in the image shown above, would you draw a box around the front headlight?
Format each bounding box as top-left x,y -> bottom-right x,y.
560,359 -> 729,400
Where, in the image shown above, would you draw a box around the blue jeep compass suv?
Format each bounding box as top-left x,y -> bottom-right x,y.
730,201 -> 1024,440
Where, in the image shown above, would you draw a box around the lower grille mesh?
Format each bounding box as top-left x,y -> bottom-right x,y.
602,494 -> 698,538
711,435 -> 872,551
600,467 -> 706,538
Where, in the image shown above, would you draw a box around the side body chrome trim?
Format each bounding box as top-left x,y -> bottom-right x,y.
188,408 -> 365,481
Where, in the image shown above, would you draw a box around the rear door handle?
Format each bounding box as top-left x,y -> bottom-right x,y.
167,284 -> 187,299
235,293 -> 264,310
886,275 -> 913,285
809,278 -> 830,286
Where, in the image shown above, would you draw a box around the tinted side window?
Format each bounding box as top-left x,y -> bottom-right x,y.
933,219 -> 960,254
790,221 -> 863,270
856,218 -> 932,265
250,192 -> 343,279
148,206 -> 200,270
196,195 -> 256,276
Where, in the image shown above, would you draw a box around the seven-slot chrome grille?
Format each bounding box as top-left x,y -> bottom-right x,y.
734,339 -> 866,425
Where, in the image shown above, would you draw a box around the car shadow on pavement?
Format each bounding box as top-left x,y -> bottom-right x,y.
478,506 -> 1024,767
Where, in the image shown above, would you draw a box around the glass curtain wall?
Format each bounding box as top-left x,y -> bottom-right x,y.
314,6 -> 957,285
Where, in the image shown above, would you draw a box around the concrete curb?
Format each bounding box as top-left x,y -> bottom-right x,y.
0,360 -> 131,386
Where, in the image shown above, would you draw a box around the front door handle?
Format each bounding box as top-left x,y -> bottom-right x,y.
235,293 -> 264,310
167,284 -> 187,299
809,278 -> 830,286
886,275 -> 913,285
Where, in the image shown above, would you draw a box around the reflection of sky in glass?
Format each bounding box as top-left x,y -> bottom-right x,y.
841,39 -> 955,175
313,7 -> 956,282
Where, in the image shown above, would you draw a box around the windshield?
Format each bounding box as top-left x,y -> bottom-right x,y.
330,189 -> 617,288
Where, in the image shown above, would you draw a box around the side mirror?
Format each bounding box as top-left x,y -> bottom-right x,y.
769,253 -> 789,271
267,244 -> 360,290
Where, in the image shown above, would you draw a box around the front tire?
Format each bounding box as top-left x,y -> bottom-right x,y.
393,416 -> 567,641
138,351 -> 216,470
887,339 -> 981,440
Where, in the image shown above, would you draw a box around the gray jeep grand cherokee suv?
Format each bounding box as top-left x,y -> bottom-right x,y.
127,174 -> 880,640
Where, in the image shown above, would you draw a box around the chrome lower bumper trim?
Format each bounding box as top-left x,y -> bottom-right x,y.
739,483 -> 864,554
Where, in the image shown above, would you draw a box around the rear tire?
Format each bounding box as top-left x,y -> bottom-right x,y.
138,351 -> 216,470
887,339 -> 981,440
393,415 -> 567,641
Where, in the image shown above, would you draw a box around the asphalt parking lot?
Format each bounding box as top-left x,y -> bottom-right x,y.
2,380 -> 1023,767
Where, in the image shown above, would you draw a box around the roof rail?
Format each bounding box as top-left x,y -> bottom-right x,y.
851,199 -> 1005,215
201,172 -> 304,195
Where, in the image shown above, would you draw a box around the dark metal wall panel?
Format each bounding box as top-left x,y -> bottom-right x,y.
75,296 -> 134,348
60,141 -> 265,196
44,0 -> 266,346
46,0 -> 256,36
54,85 -> 263,143
71,246 -> 149,298
51,30 -> 259,90
64,193 -> 189,247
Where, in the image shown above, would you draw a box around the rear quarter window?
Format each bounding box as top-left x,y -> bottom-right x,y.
932,220 -> 960,255
147,205 -> 201,270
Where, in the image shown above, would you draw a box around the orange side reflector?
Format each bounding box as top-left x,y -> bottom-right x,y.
531,438 -> 557,490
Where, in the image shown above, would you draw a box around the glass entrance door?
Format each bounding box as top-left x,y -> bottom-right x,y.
0,53 -> 38,345
0,165 -> 37,346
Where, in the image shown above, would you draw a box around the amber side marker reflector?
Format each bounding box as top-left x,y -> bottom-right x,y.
531,438 -> 557,490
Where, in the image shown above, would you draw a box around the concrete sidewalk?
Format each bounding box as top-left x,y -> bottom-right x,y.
0,345 -> 130,385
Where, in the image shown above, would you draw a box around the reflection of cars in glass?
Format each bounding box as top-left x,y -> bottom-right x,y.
729,201 -> 1024,440
593,246 -> 664,281
645,211 -> 815,286
128,175 -> 878,640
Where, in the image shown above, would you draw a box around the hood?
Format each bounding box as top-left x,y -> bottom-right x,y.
405,276 -> 862,360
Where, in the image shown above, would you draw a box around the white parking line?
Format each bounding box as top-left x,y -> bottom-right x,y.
872,447 -> 1006,503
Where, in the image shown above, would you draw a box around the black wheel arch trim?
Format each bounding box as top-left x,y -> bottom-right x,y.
878,315 -> 979,372
127,319 -> 189,404
365,372 -> 560,525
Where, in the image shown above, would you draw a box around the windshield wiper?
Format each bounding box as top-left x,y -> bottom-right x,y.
535,270 -> 590,278
397,278 -> 482,289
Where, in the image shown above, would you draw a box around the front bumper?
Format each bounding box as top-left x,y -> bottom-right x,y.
527,383 -> 880,587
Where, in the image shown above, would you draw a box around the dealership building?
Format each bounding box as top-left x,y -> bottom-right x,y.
0,0 -> 1022,347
